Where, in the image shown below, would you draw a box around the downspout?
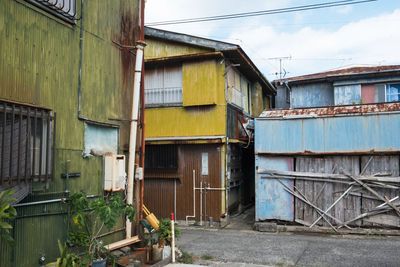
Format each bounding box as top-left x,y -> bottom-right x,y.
126,40 -> 146,239
139,0 -> 145,221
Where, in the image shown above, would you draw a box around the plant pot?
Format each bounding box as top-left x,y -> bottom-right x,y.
91,258 -> 107,267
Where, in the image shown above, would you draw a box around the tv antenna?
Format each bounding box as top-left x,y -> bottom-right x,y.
268,56 -> 292,80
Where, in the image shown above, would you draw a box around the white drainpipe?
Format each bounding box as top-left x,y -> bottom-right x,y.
126,41 -> 146,239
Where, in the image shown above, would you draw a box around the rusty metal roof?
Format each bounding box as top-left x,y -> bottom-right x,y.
260,102 -> 400,118
275,65 -> 400,85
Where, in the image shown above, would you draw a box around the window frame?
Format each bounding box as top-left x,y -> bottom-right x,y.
144,64 -> 183,107
145,145 -> 178,170
385,83 -> 400,102
25,0 -> 77,24
0,100 -> 56,188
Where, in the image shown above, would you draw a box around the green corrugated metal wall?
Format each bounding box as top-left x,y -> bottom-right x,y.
0,0 -> 140,266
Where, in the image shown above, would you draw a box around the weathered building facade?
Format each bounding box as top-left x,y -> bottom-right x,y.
255,66 -> 400,230
274,65 -> 400,108
0,1 -> 142,266
143,27 -> 275,224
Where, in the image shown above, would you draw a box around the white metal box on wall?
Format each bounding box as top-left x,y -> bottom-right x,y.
104,154 -> 126,191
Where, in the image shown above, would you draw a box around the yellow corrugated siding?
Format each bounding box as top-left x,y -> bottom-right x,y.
145,105 -> 226,137
144,38 -> 212,59
251,82 -> 264,116
182,59 -> 223,106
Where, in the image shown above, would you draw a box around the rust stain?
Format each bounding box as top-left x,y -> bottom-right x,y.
119,11 -> 137,86
261,102 -> 400,118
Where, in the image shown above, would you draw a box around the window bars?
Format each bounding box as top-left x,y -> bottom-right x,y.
0,100 -> 56,187
26,0 -> 77,23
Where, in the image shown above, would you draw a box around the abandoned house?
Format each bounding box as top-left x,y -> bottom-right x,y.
273,65 -> 400,108
0,0 -> 144,266
254,65 -> 400,229
142,27 -> 276,225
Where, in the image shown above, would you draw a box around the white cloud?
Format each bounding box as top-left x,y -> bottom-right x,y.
145,0 -> 291,37
228,9 -> 400,80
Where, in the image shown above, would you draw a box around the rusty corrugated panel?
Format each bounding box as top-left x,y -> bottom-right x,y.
144,144 -> 222,221
281,65 -> 400,84
260,102 -> 400,118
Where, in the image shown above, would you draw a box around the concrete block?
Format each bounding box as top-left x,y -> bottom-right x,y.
253,222 -> 277,232
120,246 -> 131,254
111,250 -> 124,257
220,215 -> 230,228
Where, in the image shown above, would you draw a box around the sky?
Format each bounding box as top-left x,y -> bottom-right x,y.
145,0 -> 400,81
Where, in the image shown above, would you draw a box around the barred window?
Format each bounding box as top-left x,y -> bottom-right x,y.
0,100 -> 56,188
26,0 -> 77,23
145,145 -> 178,169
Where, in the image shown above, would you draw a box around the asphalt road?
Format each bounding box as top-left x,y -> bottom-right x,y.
176,228 -> 400,267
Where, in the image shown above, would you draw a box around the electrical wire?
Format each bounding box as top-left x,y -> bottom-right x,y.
146,0 -> 377,26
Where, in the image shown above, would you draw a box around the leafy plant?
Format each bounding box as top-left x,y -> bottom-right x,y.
57,240 -> 80,267
67,191 -> 136,264
178,249 -> 193,264
0,189 -> 17,246
157,218 -> 180,246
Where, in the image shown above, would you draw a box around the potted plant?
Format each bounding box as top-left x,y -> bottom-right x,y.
0,189 -> 17,247
156,218 -> 180,248
67,191 -> 136,266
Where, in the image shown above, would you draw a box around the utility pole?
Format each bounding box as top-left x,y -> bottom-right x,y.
268,56 -> 291,80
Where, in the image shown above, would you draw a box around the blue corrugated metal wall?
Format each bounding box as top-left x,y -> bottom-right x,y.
255,157 -> 294,221
255,113 -> 400,154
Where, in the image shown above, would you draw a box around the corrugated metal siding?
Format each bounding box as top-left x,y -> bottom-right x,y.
144,144 -> 223,221
255,112 -> 400,154
0,0 -> 140,265
255,156 -> 294,221
291,83 -> 334,108
144,38 -> 212,60
182,60 -> 219,106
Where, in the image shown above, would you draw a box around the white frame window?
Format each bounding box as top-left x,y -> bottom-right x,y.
385,84 -> 400,102
145,64 -> 183,106
26,0 -> 77,23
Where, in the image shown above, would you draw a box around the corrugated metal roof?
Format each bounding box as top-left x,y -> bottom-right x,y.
259,102 -> 400,118
274,65 -> 400,84
144,27 -> 276,95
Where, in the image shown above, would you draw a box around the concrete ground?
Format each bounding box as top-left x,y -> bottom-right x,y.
173,207 -> 400,267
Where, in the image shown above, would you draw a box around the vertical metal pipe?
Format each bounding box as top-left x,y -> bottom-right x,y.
52,112 -> 56,180
9,104 -> 15,185
200,181 -> 203,225
174,179 -> 177,219
139,0 -> 146,221
25,107 -> 30,183
171,213 -> 175,263
126,41 -> 146,239
45,111 -> 50,183
1,104 -> 6,185
32,109 -> 37,179
17,106 -> 22,184
39,110 -> 44,181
